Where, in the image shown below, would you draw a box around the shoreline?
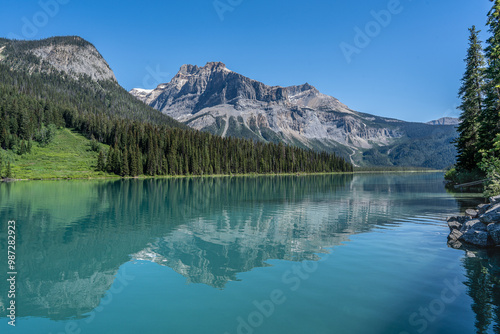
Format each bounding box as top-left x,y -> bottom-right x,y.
0,170 -> 444,183
448,195 -> 500,249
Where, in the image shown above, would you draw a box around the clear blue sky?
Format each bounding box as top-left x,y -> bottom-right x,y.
0,0 -> 493,122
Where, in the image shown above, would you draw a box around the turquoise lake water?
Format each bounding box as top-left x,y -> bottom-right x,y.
0,173 -> 499,334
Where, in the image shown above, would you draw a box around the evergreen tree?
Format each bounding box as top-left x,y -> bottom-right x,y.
456,26 -> 486,171
6,161 -> 12,178
112,146 -> 121,175
97,150 -> 105,171
105,147 -> 114,173
121,147 -> 129,176
130,146 -> 138,176
135,145 -> 143,176
477,0 -> 500,196
479,0 -> 500,151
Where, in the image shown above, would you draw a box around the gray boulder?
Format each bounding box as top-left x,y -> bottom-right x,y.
460,219 -> 486,233
448,229 -> 463,241
448,220 -> 462,231
460,230 -> 491,247
486,203 -> 500,214
458,219 -> 493,247
448,239 -> 463,249
447,217 -> 463,231
466,209 -> 479,218
447,201 -> 500,248
478,204 -> 491,215
480,208 -> 500,224
487,223 -> 500,245
490,195 -> 500,205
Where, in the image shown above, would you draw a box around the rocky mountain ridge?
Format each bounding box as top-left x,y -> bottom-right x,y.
427,117 -> 460,126
0,36 -> 116,82
131,62 -> 457,168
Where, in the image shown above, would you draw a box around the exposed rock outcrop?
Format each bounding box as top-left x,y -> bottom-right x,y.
426,117 -> 460,126
0,36 -> 116,82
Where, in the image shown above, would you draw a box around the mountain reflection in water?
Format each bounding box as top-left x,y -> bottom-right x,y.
0,173 -> 496,333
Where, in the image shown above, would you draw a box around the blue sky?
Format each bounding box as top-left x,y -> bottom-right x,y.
0,0 -> 493,122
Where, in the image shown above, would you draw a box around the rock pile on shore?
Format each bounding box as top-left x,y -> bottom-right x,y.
448,195 -> 500,248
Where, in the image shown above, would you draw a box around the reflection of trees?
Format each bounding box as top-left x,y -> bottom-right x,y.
0,175 -> 354,319
462,250 -> 500,334
445,185 -> 487,213
0,173 -> 458,320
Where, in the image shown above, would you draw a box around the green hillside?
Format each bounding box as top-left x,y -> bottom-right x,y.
1,128 -> 115,179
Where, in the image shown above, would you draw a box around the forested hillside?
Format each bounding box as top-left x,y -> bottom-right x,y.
0,37 -> 352,179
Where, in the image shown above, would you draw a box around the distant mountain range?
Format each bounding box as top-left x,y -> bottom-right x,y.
426,117 -> 460,126
130,62 -> 458,169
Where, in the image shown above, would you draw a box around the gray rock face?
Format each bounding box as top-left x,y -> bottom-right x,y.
426,117 -> 460,126
31,44 -> 116,82
130,62 -> 457,168
1,36 -> 116,83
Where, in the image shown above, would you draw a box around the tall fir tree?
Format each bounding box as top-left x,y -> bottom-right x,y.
135,145 -> 143,176
6,161 -> 12,178
121,147 -> 129,177
130,146 -> 138,176
479,0 -> 500,152
456,26 -> 486,171
106,146 -> 114,173
97,150 -> 106,172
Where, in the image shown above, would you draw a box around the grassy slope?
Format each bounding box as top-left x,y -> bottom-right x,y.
1,128 -> 116,180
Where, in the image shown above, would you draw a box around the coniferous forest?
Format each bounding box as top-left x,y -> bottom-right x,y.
449,0 -> 500,196
0,38 -> 352,178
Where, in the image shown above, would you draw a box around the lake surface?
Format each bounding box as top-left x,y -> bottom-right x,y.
0,173 -> 499,334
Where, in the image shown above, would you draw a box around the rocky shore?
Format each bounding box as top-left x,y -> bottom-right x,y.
448,195 -> 500,248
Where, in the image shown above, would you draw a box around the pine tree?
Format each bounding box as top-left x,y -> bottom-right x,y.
97,150 -> 105,171
477,0 -> 500,196
112,147 -> 121,175
6,161 -> 12,178
455,26 -> 486,171
121,147 -> 129,176
130,146 -> 138,176
106,147 -> 114,173
479,0 -> 500,151
135,145 -> 143,176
